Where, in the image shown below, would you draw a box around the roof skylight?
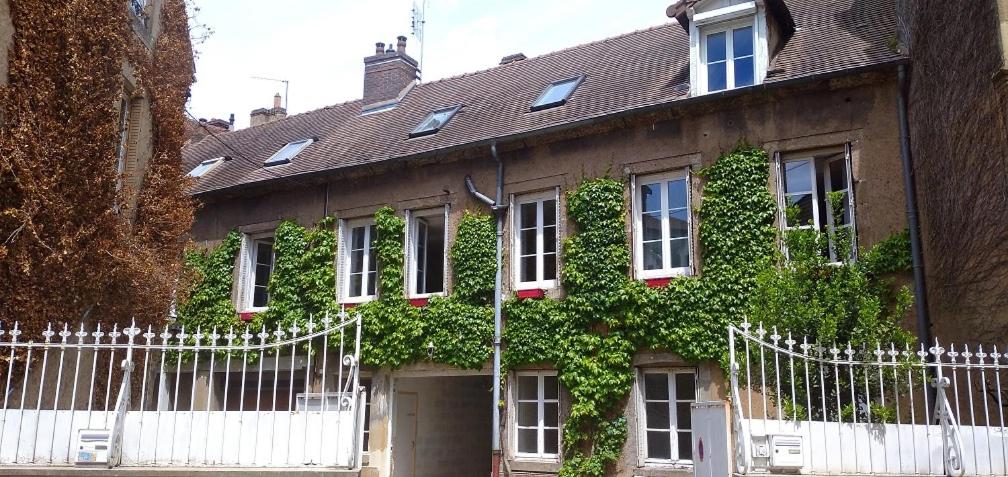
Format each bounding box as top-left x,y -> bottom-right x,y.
188,157 -> 223,178
264,138 -> 313,166
531,76 -> 583,111
409,106 -> 461,138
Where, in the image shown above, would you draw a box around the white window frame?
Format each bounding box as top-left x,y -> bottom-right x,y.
513,370 -> 561,460
239,233 -> 275,313
636,367 -> 698,466
406,206 -> 449,298
339,218 -> 378,304
687,0 -> 768,96
776,146 -> 857,262
188,157 -> 224,178
699,18 -> 756,93
264,138 -> 313,166
511,189 -> 560,291
632,171 -> 693,280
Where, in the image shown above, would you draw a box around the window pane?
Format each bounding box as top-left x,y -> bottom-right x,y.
543,199 -> 557,227
253,287 -> 268,308
349,274 -> 363,297
707,31 -> 726,62
640,183 -> 661,212
543,254 -> 557,281
543,226 -> 557,254
517,429 -> 537,453
536,78 -> 579,108
520,256 -> 537,282
351,250 -> 365,273
708,61 -> 727,92
733,26 -> 753,57
544,429 -> 559,454
667,179 -> 687,210
520,203 -> 537,229
829,157 -> 849,192
784,160 -> 814,193
644,373 -> 669,400
642,212 -> 662,241
643,242 -> 663,270
670,238 -> 690,269
676,373 -> 696,400
518,376 -> 538,400
647,431 -> 672,459
544,375 -> 559,399
521,229 -> 537,255
669,209 -> 689,239
254,264 -> 272,286
678,431 -> 693,459
786,194 -> 815,226
734,56 -> 755,87
676,402 -> 692,431
517,402 -> 537,427
646,402 -> 671,429
352,227 -> 365,249
544,402 -> 559,427
366,271 -> 377,295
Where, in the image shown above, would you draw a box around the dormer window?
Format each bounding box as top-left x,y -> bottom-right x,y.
684,0 -> 770,96
264,138 -> 313,166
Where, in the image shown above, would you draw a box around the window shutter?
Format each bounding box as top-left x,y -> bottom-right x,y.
686,168 -> 696,276
442,204 -> 450,294
844,143 -> 858,261
336,219 -> 346,303
773,151 -> 789,259
234,234 -> 251,311
403,209 -> 412,295
124,98 -> 143,184
507,193 -> 515,290
628,174 -> 637,279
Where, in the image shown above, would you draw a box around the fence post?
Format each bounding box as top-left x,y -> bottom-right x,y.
108,322 -> 138,468
931,339 -> 965,477
729,324 -> 749,474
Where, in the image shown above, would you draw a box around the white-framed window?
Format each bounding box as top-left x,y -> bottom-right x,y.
701,20 -> 755,93
239,234 -> 275,312
361,377 -> 372,453
340,219 -> 378,303
188,157 -> 223,178
637,368 -> 697,464
775,146 -> 857,261
407,206 -> 448,297
633,171 -> 692,279
514,371 -> 560,459
512,190 -> 559,290
264,138 -> 313,166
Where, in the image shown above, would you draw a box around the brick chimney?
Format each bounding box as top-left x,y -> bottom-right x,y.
362,35 -> 418,107
250,93 -> 287,127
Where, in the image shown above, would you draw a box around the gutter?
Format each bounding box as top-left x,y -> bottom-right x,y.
897,63 -> 932,349
190,58 -> 909,200
464,140 -> 506,477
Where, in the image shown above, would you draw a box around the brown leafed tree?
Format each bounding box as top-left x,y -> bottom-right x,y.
0,0 -> 195,336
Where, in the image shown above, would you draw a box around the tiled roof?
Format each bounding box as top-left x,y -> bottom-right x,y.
183,0 -> 903,196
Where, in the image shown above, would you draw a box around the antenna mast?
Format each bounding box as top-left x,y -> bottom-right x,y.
250,76 -> 290,110
411,0 -> 428,82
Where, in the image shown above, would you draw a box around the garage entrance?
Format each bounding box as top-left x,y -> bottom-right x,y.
391,375 -> 492,477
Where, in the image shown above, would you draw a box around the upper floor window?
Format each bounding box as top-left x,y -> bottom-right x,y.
776,146 -> 856,261
188,157 -> 223,178
340,219 -> 377,303
409,106 -> 460,138
531,76 -> 583,111
633,172 -> 692,279
637,369 -> 697,463
240,235 -> 274,312
408,207 -> 448,297
703,23 -> 755,92
264,138 -> 313,166
514,371 -> 560,459
513,191 -> 559,290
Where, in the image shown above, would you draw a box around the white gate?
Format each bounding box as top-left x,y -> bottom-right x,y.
730,319 -> 1008,476
0,311 -> 364,469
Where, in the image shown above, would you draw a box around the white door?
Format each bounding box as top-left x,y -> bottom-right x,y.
392,392 -> 417,477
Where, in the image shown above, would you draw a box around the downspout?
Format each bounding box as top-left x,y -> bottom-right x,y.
464,139 -> 505,477
897,64 -> 932,350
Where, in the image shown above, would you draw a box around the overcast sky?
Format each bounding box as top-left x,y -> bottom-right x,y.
187,0 -> 673,130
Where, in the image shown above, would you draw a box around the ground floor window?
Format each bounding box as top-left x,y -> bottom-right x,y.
514,371 -> 560,459
639,368 -> 697,463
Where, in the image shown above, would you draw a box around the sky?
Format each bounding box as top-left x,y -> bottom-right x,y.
187,0 -> 674,130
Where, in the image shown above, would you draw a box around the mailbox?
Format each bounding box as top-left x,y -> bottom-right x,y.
75,429 -> 112,465
768,434 -> 803,471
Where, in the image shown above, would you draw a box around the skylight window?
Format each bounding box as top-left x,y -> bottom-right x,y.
531,76 -> 583,111
188,157 -> 223,178
264,138 -> 313,166
409,106 -> 460,138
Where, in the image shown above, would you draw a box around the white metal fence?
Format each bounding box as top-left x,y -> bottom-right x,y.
0,312 -> 364,469
729,319 -> 1008,476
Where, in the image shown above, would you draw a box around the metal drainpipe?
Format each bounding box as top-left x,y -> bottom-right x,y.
897,63 -> 932,350
464,139 -> 505,477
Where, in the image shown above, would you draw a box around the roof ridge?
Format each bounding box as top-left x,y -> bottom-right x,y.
418,22 -> 676,87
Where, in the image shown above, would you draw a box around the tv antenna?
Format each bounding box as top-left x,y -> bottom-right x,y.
250,76 -> 290,110
411,0 -> 428,81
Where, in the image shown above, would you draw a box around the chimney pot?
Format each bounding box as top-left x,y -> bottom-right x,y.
362,34 -> 419,106
375,42 -> 385,55
228,113 -> 235,130
386,41 -> 394,54
397,35 -> 407,54
273,93 -> 282,109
